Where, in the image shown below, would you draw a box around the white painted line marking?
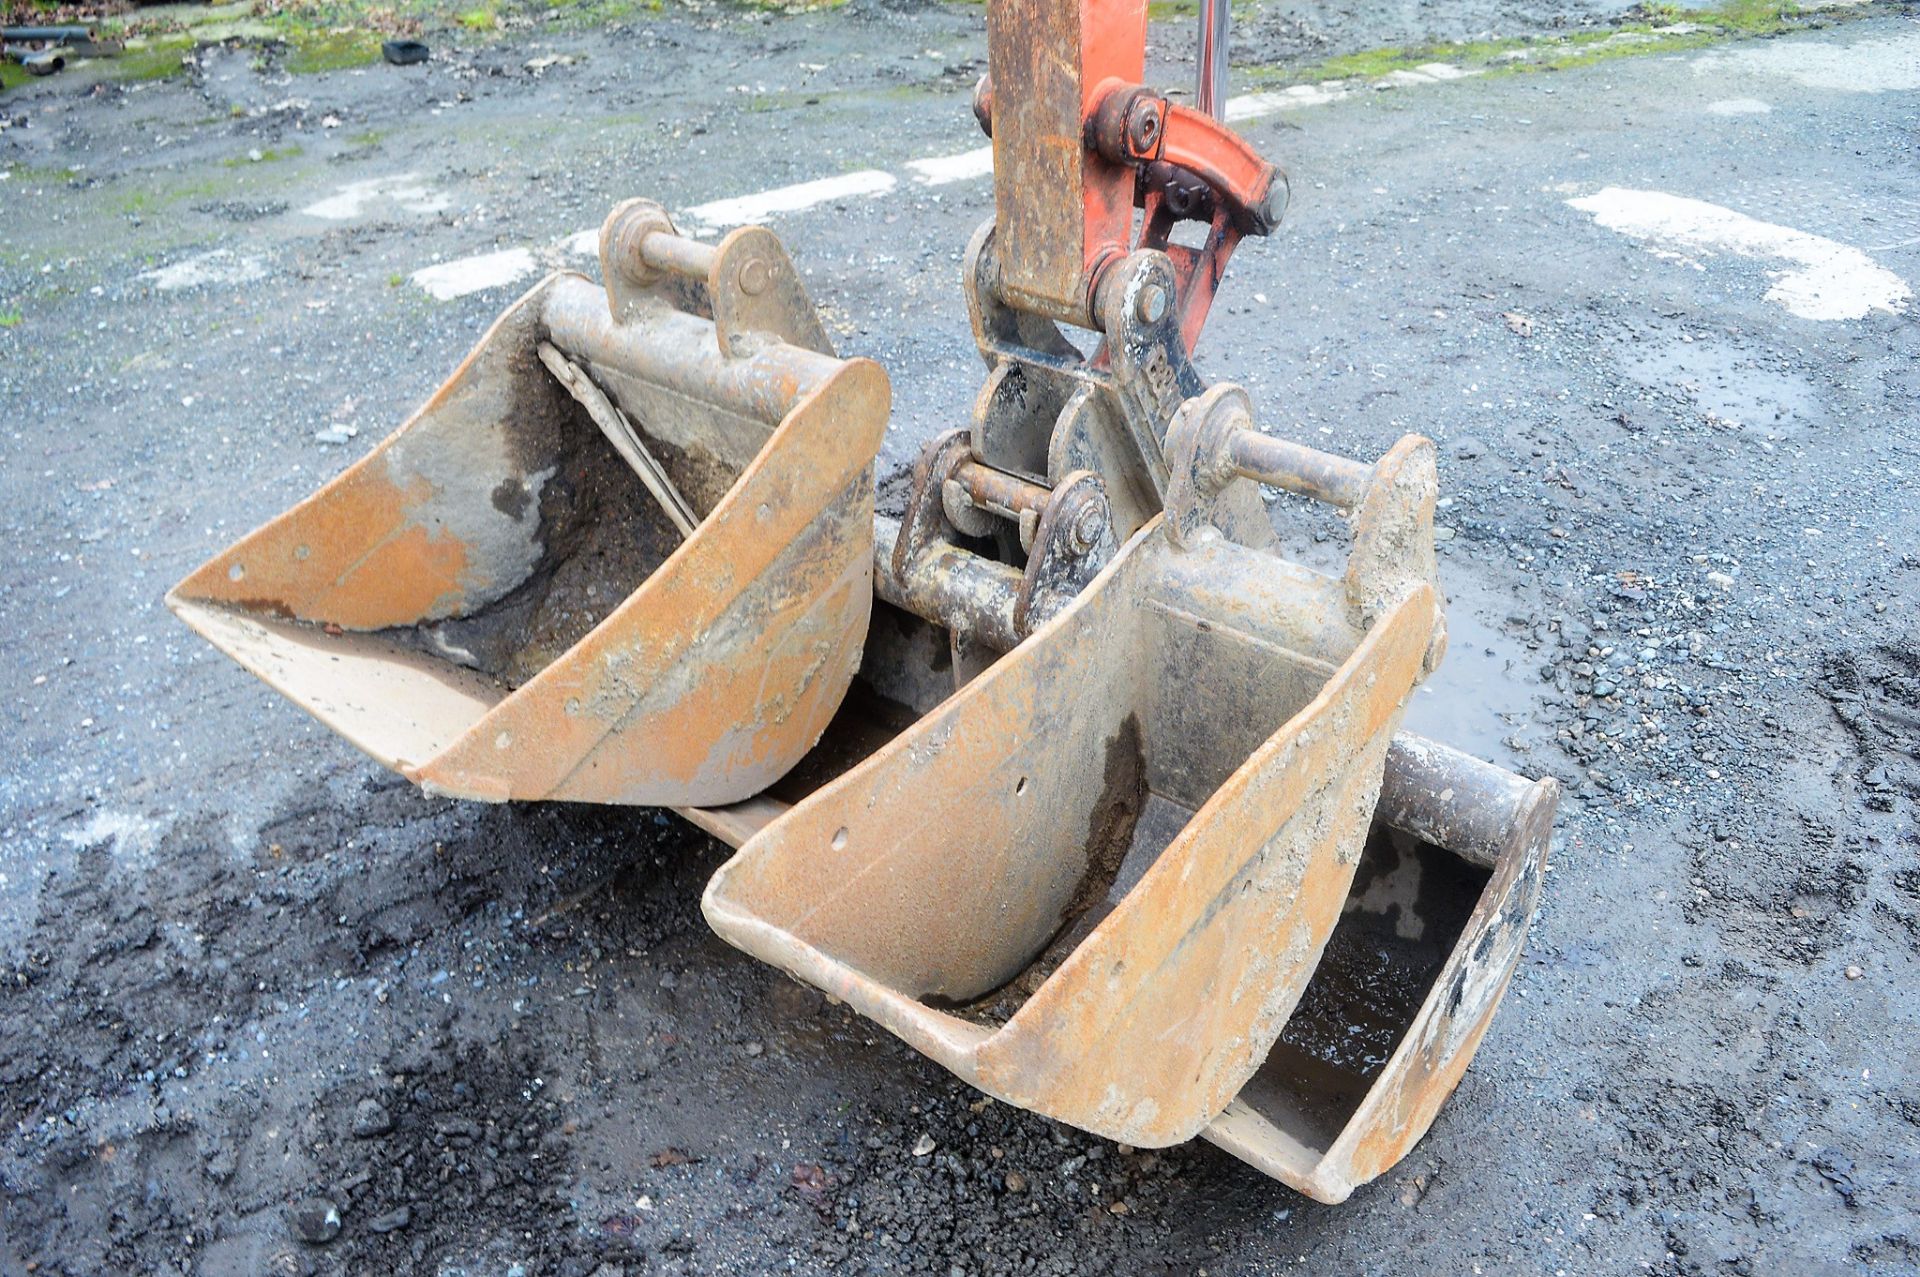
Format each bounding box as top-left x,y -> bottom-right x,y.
1226,81 -> 1350,121
1694,29 -> 1920,93
1568,187 -> 1911,321
453,61 -> 1490,294
907,145 -> 994,185
141,250 -> 269,291
680,169 -> 898,230
1705,97 -> 1771,115
411,248 -> 539,301
303,172 -> 451,220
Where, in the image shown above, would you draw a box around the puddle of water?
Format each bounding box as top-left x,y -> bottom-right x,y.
1403,602 -> 1543,767
1617,333 -> 1824,436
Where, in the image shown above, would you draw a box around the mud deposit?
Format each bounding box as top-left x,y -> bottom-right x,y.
4,2 -> 1919,1274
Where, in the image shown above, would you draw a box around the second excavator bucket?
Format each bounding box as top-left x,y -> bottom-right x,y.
1205,739 -> 1556,1201
703,386 -> 1448,1148
167,201 -> 889,805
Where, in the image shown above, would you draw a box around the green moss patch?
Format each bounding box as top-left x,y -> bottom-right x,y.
285,27 -> 383,72
107,35 -> 196,82
223,143 -> 305,166
1251,0 -> 1824,89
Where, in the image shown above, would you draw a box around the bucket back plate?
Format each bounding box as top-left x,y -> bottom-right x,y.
704,516 -> 1435,1147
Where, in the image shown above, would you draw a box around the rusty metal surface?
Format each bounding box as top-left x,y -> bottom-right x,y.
1166,384 -> 1447,670
984,0 -> 1145,325
164,28 -> 1559,1189
1202,768 -> 1557,1202
169,202 -> 888,806
703,465 -> 1437,1146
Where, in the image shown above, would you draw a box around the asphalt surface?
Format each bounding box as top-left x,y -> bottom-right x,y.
2,4 -> 1918,1275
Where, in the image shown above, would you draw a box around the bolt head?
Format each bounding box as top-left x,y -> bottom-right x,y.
1070,502 -> 1106,552
1126,100 -> 1162,155
738,257 -> 772,297
1135,282 -> 1169,325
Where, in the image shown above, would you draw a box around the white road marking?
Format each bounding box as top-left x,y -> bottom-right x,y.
432,60 -> 1464,297
679,169 -> 898,231
303,172 -> 451,220
411,247 -> 540,301
1378,63 -> 1481,89
907,145 -> 994,185
142,250 -> 269,291
1705,97 -> 1771,115
1693,29 -> 1920,93
1226,81 -> 1351,120
1568,187 -> 1911,321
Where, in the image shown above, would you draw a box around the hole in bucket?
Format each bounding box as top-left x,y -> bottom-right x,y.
830,827 -> 848,852
1015,776 -> 1028,796
227,563 -> 245,582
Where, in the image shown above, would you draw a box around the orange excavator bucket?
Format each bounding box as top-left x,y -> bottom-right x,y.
168,200 -> 888,806
170,0 -> 1564,1196
703,385 -> 1444,1147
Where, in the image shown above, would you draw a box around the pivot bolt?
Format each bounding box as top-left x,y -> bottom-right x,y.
1125,99 -> 1162,156
1069,501 -> 1107,554
738,257 -> 771,297
1135,282 -> 1169,325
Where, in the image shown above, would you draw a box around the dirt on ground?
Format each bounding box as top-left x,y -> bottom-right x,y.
2,1 -> 1917,1274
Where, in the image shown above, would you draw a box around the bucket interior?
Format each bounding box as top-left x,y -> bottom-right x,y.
1231,825 -> 1489,1157
714,579 -> 1351,1017
371,389 -> 686,690
171,319 -> 762,770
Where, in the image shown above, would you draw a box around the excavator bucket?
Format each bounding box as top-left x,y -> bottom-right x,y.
703,386 -> 1450,1148
167,201 -> 889,805
1205,738 -> 1556,1201
171,0 -> 1568,1183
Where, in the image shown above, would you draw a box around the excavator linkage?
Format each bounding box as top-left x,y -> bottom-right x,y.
171,0 -> 1558,1206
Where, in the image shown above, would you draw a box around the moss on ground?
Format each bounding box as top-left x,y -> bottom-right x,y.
222,143 -> 305,165
283,26 -> 383,71
116,174 -> 223,215
1249,0 -> 1828,88
106,35 -> 196,81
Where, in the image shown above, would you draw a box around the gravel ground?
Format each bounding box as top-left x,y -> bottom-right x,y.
2,3 -> 1918,1275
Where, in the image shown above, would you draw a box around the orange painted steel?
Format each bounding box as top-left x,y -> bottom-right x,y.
703,436 -> 1439,1147
169,202 -> 889,806
166,0 -> 1560,1203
